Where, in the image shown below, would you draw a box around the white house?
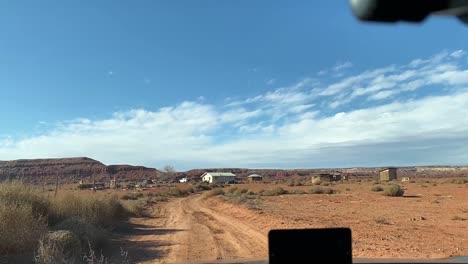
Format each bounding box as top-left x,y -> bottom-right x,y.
179,177 -> 188,183
201,172 -> 236,184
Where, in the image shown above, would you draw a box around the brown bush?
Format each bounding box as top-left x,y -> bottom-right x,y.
35,230 -> 81,264
53,217 -> 108,250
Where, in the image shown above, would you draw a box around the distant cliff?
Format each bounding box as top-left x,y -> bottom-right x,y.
0,157 -> 161,184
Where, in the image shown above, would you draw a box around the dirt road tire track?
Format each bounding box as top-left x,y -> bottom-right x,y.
127,194 -> 268,263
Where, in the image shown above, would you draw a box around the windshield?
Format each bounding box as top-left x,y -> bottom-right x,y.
0,1 -> 467,263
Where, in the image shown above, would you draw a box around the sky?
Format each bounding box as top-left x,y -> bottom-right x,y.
1,1 -> 468,170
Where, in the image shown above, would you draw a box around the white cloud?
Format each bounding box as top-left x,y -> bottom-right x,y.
333,62 -> 353,71
3,50 -> 468,169
266,78 -> 276,85
450,50 -> 465,58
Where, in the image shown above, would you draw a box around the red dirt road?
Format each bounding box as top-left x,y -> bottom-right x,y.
121,182 -> 468,263
123,194 -> 267,263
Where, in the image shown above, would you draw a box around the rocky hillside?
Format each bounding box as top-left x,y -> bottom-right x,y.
0,157 -> 161,184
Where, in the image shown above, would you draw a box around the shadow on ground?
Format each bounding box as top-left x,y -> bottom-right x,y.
105,219 -> 184,263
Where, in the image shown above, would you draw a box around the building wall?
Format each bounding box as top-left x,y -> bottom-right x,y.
202,174 -> 235,183
248,177 -> 262,182
380,169 -> 397,181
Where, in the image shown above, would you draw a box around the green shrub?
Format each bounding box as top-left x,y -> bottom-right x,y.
383,184 -> 405,197
371,185 -> 384,192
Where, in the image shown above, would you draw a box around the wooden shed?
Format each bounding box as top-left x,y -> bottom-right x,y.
247,174 -> 263,182
379,168 -> 397,181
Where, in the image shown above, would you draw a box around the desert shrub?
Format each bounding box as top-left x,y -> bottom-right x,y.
77,183 -> 94,190
451,215 -> 466,221
53,217 -> 108,250
371,185 -> 384,192
35,230 -> 81,264
374,217 -> 391,225
49,194 -> 125,227
261,187 -> 288,196
149,196 -> 168,203
320,182 -> 330,186
409,180 -> 416,183
0,180 -> 49,217
383,184 -> 405,197
289,189 -> 306,194
194,182 -> 212,192
206,188 -> 225,197
0,202 -> 48,254
227,187 -> 238,194
120,192 -> 144,200
286,179 -> 294,187
166,188 -> 189,197
223,194 -> 262,210
308,186 -> 335,194
450,178 -> 468,184
122,200 -> 146,217
247,190 -> 256,195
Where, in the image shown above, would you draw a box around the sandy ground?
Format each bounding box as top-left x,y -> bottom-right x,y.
120,194 -> 267,263
119,181 -> 468,263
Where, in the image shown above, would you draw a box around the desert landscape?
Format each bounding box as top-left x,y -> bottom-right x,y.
0,157 -> 467,263
121,181 -> 468,263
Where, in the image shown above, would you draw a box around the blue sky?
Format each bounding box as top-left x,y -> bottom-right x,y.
2,1 -> 468,170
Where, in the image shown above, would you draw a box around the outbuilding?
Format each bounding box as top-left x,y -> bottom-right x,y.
201,172 -> 236,184
247,174 -> 263,182
379,168 -> 397,181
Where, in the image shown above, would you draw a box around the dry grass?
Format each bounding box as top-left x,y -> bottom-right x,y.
0,181 -> 48,254
35,230 -> 81,264
0,181 -> 134,261
49,193 -> 126,227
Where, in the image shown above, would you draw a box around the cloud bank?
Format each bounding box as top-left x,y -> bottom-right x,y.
2,50 -> 468,170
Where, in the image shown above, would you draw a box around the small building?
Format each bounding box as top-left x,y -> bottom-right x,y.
247,174 -> 263,182
179,177 -> 188,183
201,172 -> 236,184
318,173 -> 342,182
379,168 -> 397,181
311,176 -> 321,185
401,177 -> 410,182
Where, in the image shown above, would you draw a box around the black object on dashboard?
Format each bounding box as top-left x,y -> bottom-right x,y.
268,228 -> 352,264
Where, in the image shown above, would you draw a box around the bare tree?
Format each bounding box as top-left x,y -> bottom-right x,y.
163,165 -> 176,173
